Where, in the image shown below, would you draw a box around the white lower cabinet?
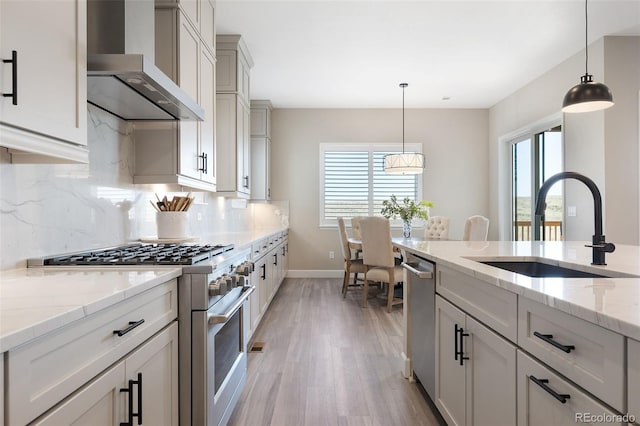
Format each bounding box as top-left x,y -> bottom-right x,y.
247,233 -> 288,342
629,338 -> 640,424
33,322 -> 178,425
435,295 -> 517,426
5,280 -> 178,425
517,350 -> 623,426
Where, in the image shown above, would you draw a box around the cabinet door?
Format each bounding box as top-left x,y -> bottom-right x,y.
237,101 -> 251,195
125,322 -> 179,426
215,93 -> 238,192
251,136 -> 271,200
178,15 -> 201,181
199,46 -> 216,184
1,0 -> 87,150
517,350 -> 623,426
629,338 -> 640,422
435,296 -> 466,426
466,316 -> 517,426
200,0 -> 215,54
32,362 -> 125,426
255,257 -> 269,314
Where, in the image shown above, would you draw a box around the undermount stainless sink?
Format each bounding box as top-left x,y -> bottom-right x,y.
469,257 -> 636,279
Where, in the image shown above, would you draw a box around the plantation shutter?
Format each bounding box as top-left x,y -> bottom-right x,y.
320,144 -> 422,226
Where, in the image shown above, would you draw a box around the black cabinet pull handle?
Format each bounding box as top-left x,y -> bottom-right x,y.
113,319 -> 145,337
119,373 -> 142,425
198,152 -> 208,174
454,324 -> 460,361
458,325 -> 469,366
3,50 -> 17,105
273,253 -> 278,266
533,331 -> 575,353
529,375 -> 570,404
243,175 -> 250,189
135,373 -> 142,425
120,379 -> 134,426
260,263 -> 266,280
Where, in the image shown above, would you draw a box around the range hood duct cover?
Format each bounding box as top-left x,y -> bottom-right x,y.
87,0 -> 204,121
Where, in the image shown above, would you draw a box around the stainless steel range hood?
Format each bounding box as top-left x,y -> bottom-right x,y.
87,0 -> 204,121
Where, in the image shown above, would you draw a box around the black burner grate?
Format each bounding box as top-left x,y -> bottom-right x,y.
42,243 -> 234,266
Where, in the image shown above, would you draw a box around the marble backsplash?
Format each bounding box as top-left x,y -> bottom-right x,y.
0,106 -> 288,270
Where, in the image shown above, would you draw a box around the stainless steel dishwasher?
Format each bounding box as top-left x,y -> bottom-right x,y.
403,253 -> 436,401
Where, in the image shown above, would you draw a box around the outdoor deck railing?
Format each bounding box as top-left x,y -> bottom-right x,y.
515,220 -> 563,241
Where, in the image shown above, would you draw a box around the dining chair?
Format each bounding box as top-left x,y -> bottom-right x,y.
337,217 -> 367,296
424,216 -> 450,240
359,217 -> 404,312
463,215 -> 490,241
350,216 -> 367,240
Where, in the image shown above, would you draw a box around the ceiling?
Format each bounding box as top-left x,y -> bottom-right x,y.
216,0 -> 640,109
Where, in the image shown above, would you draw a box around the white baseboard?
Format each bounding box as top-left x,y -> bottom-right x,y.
286,269 -> 343,278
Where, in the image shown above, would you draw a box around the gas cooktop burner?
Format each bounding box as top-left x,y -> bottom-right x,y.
40,243 -> 234,266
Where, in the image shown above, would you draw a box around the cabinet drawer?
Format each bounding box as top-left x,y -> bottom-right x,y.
518,298 -> 624,412
436,265 -> 518,342
629,338 -> 640,423
6,280 -> 177,425
517,350 -> 624,426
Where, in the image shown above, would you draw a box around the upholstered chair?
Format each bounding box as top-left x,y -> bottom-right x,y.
359,217 -> 404,312
463,215 -> 490,241
337,217 -> 367,296
424,216 -> 450,240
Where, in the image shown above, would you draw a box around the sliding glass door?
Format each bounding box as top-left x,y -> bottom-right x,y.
511,126 -> 563,241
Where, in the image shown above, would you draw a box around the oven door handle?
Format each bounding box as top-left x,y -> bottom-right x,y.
208,286 -> 255,325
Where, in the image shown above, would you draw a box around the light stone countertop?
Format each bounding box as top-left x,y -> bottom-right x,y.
0,266 -> 182,352
394,239 -> 640,341
0,228 -> 289,353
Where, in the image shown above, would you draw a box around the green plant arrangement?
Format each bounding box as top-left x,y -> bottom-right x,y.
380,195 -> 434,238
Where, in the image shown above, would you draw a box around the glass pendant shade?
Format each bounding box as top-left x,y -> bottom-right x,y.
562,74 -> 614,113
383,152 -> 425,175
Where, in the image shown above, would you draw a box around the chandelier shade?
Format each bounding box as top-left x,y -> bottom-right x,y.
383,152 -> 425,175
562,0 -> 614,113
383,82 -> 425,175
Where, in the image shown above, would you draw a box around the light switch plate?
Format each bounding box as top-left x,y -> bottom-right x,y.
568,206 -> 577,217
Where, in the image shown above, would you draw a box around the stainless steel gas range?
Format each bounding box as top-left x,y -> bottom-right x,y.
29,242 -> 255,426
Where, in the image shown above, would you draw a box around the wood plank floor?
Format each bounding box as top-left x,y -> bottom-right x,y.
228,277 -> 444,426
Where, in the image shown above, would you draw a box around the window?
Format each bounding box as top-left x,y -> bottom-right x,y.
319,143 -> 423,226
511,125 -> 563,241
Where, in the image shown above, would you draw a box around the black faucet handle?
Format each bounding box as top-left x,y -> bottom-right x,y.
585,242 -> 616,253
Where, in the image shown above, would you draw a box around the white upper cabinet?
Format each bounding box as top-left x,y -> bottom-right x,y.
215,35 -> 253,197
158,0 -> 215,54
134,4 -> 216,191
0,0 -> 88,163
250,100 -> 272,201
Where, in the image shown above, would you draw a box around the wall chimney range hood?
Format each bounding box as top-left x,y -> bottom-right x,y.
87,0 -> 204,121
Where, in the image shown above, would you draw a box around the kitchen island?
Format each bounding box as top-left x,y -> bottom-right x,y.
395,239 -> 640,426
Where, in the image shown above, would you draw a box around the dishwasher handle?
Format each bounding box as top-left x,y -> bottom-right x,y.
402,262 -> 434,279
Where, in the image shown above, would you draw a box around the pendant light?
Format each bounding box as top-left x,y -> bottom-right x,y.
383,83 -> 425,174
562,0 -> 614,113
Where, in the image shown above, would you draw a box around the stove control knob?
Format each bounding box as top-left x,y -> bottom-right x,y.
235,275 -> 247,287
236,262 -> 253,276
209,278 -> 228,296
225,275 -> 236,288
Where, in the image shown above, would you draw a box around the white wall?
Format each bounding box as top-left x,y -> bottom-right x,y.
489,36 -> 639,244
270,108 -> 488,272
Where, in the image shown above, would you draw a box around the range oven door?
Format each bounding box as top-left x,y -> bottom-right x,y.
192,286 -> 255,426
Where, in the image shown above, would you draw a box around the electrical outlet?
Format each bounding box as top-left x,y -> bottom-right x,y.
329,251 -> 335,259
